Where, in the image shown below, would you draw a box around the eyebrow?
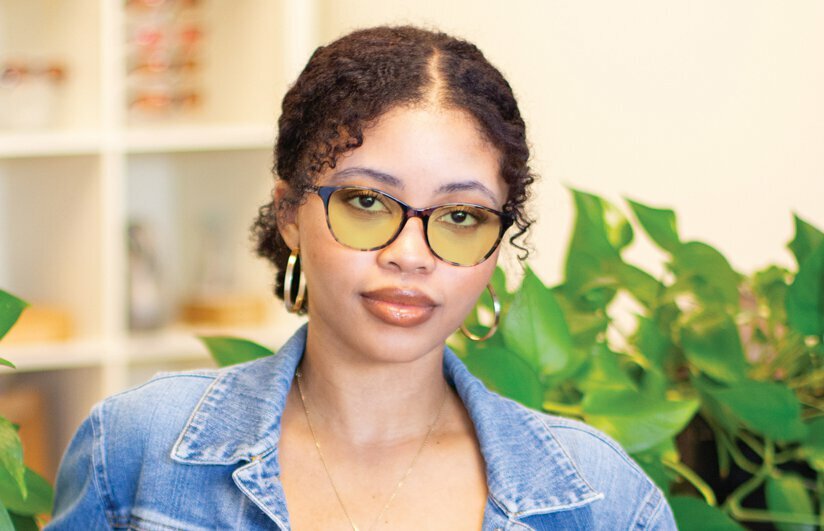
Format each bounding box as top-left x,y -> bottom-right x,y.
330,166 -> 500,205
435,181 -> 499,205
329,167 -> 403,188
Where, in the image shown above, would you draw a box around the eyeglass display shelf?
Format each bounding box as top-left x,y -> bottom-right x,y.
125,317 -> 301,365
124,123 -> 275,154
0,316 -> 302,375
0,130 -> 103,159
0,0 -> 317,484
0,123 -> 275,158
0,338 -> 109,373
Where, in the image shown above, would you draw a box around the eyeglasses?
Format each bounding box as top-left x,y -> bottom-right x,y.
313,185 -> 513,267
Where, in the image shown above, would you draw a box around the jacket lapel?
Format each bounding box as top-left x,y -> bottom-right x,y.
443,348 -> 603,521
232,453 -> 291,529
166,323 -> 602,528
170,324 -> 309,528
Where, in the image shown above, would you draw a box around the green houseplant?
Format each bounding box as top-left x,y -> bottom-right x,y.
0,290 -> 55,529
202,190 -> 824,530
452,190 -> 824,530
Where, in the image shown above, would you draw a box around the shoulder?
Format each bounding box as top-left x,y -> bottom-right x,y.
97,355 -> 279,448
49,357 -> 282,528
97,368 -> 220,439
476,390 -> 674,529
530,411 -> 675,529
88,359 -> 270,498
469,384 -> 646,480
535,412 -> 648,481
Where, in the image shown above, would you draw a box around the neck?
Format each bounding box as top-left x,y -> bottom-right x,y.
297,324 -> 450,447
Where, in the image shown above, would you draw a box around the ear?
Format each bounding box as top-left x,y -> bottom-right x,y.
274,181 -> 300,250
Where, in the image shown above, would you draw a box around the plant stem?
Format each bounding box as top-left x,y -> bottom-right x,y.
610,325 -> 652,369
542,401 -> 584,417
703,415 -> 759,475
723,439 -> 771,521
773,447 -> 802,465
797,393 -> 824,413
662,459 -> 716,506
801,408 -> 824,420
708,420 -> 761,475
723,439 -> 761,476
720,439 -> 820,527
788,368 -> 824,390
730,507 -> 822,526
737,431 -> 765,458
715,430 -> 730,478
701,413 -> 732,478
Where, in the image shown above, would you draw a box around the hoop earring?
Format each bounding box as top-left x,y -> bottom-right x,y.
460,283 -> 500,342
284,247 -> 307,314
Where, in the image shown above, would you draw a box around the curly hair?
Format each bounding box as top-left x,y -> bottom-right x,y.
252,25 -> 536,301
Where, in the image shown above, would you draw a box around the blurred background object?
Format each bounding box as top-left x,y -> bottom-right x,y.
0,59 -> 66,129
1,305 -> 72,344
127,220 -> 164,330
125,0 -> 204,122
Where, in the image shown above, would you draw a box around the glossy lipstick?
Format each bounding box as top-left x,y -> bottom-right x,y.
360,288 -> 437,327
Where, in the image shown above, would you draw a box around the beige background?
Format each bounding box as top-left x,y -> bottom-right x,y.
314,0 -> 824,284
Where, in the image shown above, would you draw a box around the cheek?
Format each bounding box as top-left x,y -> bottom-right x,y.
296,207 -> 341,289
443,258 -> 498,321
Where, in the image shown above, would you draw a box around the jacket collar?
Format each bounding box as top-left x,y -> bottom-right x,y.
171,324 -> 602,520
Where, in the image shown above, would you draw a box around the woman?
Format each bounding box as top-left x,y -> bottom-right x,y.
48,26 -> 676,530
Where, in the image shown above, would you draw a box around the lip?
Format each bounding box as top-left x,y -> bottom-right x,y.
360,288 -> 438,328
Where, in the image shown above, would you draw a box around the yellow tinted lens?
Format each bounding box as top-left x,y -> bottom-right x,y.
428,205 -> 502,265
327,188 -> 402,249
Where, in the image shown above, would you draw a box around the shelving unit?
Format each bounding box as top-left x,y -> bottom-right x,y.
0,0 -> 314,482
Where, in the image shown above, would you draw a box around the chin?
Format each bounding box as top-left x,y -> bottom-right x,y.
354,320 -> 453,365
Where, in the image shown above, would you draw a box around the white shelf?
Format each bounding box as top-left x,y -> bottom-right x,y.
124,123 -> 275,154
0,130 -> 102,158
0,0 -> 316,482
126,320 -> 297,365
0,338 -> 107,373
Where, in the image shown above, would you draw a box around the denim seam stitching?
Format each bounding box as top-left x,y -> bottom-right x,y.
531,412 -> 604,502
646,495 -> 669,530
506,519 -> 534,531
170,373 -> 226,462
545,422 -> 649,481
104,373 -> 217,402
91,401 -> 124,528
231,460 -> 290,530
631,486 -> 664,529
127,513 -> 189,531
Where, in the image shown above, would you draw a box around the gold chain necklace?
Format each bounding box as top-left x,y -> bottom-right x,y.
294,367 -> 448,531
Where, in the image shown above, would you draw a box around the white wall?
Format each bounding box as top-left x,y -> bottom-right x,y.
315,0 -> 824,284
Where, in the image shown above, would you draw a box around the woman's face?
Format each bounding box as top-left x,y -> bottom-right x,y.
280,104 -> 507,363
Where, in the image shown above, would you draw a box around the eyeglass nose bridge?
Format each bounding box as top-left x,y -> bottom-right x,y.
388,202 -> 438,248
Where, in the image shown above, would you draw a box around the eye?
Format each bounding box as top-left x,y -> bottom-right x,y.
342,189 -> 391,214
437,206 -> 486,227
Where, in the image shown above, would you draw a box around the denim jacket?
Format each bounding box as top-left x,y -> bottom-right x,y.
48,324 -> 676,530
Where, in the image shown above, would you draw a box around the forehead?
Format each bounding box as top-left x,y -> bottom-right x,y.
325,105 -> 506,206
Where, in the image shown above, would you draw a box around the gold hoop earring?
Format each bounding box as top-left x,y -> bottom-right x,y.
284,247 -> 307,314
460,283 -> 500,342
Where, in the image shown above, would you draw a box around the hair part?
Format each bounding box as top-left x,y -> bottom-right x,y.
252,25 -> 536,301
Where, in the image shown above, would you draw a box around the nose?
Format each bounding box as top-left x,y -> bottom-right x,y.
376,217 -> 436,274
